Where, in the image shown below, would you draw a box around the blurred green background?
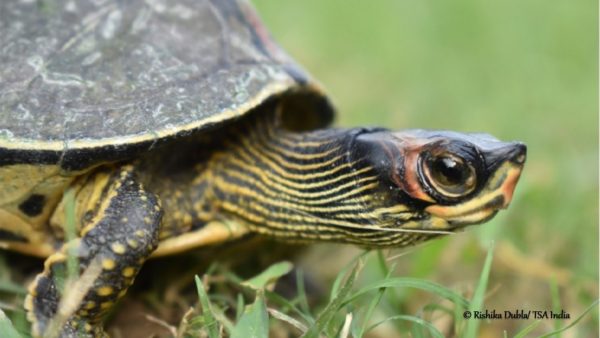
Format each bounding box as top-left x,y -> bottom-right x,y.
253,0 -> 598,336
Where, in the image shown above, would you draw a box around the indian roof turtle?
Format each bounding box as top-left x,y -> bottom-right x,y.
0,0 -> 526,336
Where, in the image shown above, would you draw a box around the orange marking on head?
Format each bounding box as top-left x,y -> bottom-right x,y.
501,166 -> 523,208
404,148 -> 433,202
390,136 -> 436,203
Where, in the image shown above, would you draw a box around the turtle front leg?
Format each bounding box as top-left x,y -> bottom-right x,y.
25,166 -> 163,338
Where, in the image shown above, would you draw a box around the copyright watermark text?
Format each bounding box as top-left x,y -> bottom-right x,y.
463,309 -> 571,320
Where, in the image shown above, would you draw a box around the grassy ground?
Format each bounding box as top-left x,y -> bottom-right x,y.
1,0 -> 598,337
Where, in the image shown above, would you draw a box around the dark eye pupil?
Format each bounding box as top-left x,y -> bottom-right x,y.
423,153 -> 477,198
433,157 -> 465,185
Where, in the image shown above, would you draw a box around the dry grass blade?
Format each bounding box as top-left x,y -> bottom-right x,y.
339,313 -> 352,338
176,307 -> 195,338
44,260 -> 102,338
268,307 -> 308,334
145,314 -> 177,337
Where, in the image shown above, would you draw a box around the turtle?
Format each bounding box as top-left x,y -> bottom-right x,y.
0,0 -> 526,337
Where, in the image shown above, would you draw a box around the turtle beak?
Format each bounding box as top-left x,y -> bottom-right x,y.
484,142 -> 527,208
486,142 -> 527,169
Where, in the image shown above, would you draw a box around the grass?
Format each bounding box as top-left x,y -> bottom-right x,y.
1,244 -> 598,337
1,0 -> 598,337
177,247 -> 596,337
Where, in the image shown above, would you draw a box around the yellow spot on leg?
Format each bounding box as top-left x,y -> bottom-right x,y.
135,230 -> 145,238
85,301 -> 96,310
122,267 -> 135,278
111,242 -> 126,254
127,239 -> 138,248
96,286 -> 113,296
102,259 -> 116,270
100,301 -> 114,310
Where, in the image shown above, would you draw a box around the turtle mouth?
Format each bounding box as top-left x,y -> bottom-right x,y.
423,159 -> 524,227
443,202 -> 500,227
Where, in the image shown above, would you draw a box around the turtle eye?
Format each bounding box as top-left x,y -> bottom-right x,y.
423,153 -> 476,198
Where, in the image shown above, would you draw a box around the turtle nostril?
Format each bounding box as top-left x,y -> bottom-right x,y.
511,143 -> 527,165
514,153 -> 526,165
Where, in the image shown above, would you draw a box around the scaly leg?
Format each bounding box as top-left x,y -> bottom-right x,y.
25,166 -> 163,337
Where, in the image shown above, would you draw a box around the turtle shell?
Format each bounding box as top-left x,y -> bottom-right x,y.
0,0 -> 334,171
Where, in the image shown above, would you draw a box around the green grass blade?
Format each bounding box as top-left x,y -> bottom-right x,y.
412,325 -> 425,338
422,303 -> 454,318
453,291 -> 466,337
549,277 -> 561,337
0,281 -> 27,295
463,242 -> 495,338
355,284 -> 386,338
302,261 -> 362,338
235,294 -> 244,322
295,268 -> 311,316
513,320 -> 543,338
210,304 -> 236,334
330,251 -> 369,300
366,314 -> 444,338
194,275 -> 219,338
0,308 -> 23,338
63,189 -> 79,282
341,278 -> 469,309
231,290 -> 269,338
354,250 -> 397,338
242,261 -> 293,290
536,299 -> 599,338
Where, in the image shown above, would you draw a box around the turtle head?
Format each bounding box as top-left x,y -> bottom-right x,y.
351,129 -> 526,236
